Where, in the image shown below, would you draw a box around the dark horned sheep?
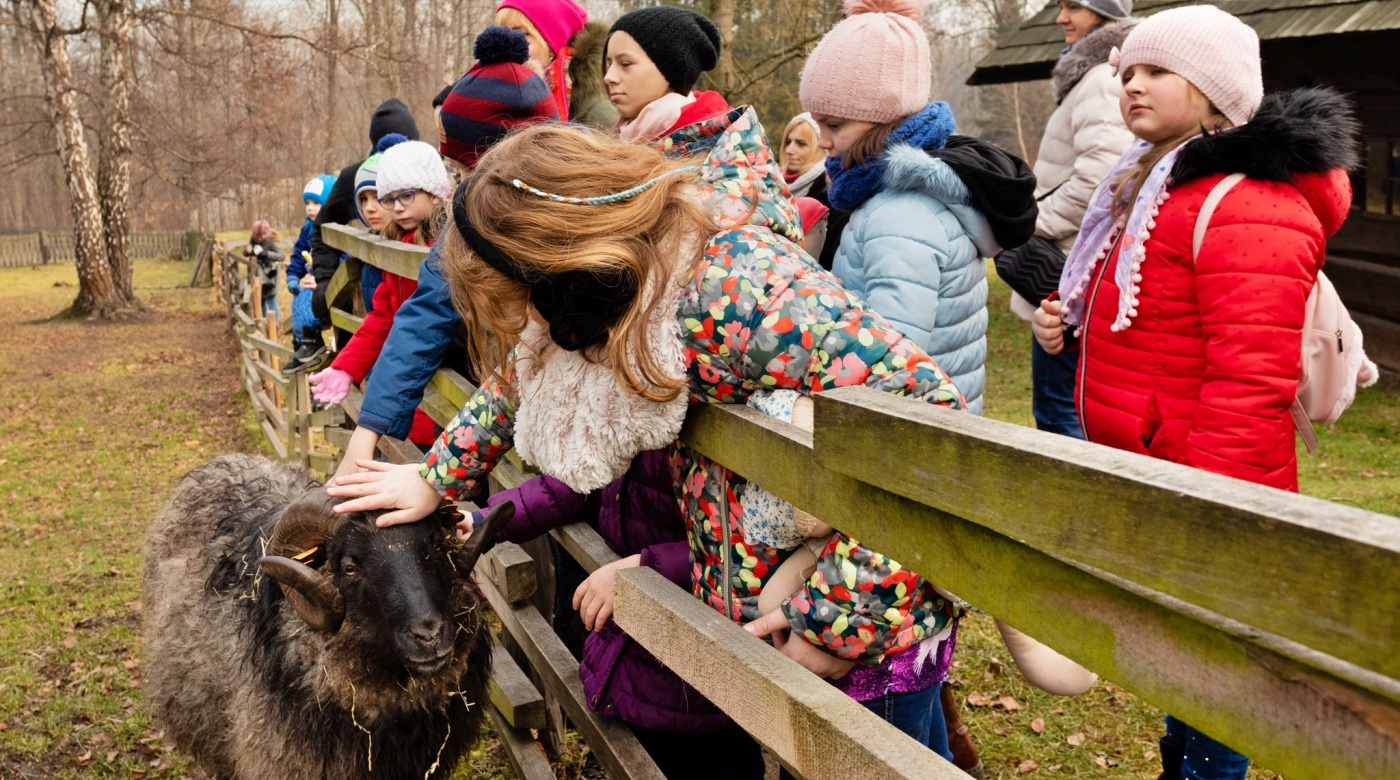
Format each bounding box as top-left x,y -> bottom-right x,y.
141,454 -> 512,780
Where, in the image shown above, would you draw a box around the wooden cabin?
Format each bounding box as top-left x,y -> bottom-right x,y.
970,0 -> 1400,369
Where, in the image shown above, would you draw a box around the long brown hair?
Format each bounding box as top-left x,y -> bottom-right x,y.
441,124 -> 714,401
842,118 -> 903,169
1110,78 -> 1232,215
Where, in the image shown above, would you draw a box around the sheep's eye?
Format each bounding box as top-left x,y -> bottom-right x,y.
341,562 -> 359,577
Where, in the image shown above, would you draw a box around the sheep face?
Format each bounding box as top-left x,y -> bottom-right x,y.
256,490 -> 513,691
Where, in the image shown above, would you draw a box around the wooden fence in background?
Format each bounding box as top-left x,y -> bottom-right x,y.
213,241 -> 340,471
299,223 -> 1400,780
0,229 -> 205,268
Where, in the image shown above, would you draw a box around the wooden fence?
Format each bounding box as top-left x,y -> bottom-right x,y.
213,240 -> 341,472
304,223 -> 1400,780
0,229 -> 204,268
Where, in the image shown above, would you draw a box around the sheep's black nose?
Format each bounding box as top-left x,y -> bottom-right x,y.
409,616 -> 443,647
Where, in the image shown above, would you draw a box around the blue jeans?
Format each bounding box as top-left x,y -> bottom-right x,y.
779,683 -> 951,780
1161,716 -> 1249,780
1031,336 -> 1084,438
260,293 -> 280,320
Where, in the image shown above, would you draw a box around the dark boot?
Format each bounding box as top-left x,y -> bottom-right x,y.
942,684 -> 984,779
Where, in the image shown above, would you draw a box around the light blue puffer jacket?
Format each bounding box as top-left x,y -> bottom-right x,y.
832,144 -> 999,413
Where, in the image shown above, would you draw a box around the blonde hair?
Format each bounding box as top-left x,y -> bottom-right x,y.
494,7 -> 551,60
779,120 -> 821,175
1110,75 -> 1232,215
441,124 -> 713,401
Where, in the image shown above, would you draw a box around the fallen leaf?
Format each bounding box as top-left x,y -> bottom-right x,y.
998,695 -> 1025,711
966,691 -> 992,707
74,750 -> 93,767
1067,732 -> 1086,747
1048,766 -> 1062,773
62,636 -> 78,649
1018,759 -> 1039,774
1031,717 -> 1046,734
1094,754 -> 1109,768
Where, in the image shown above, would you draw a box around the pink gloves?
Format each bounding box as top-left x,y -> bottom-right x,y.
309,367 -> 353,404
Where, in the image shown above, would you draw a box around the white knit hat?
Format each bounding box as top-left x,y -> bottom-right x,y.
375,140 -> 453,201
1110,5 -> 1262,127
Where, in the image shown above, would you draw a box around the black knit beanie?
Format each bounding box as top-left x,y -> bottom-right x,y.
368,98 -> 420,148
609,7 -> 721,95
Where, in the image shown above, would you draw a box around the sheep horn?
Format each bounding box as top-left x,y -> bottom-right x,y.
257,555 -> 346,633
267,488 -> 347,559
460,500 -> 515,574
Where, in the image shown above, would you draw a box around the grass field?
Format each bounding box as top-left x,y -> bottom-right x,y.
0,257 -> 1393,779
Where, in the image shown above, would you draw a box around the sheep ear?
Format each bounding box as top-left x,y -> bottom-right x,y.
258,555 -> 345,633
459,500 -> 515,574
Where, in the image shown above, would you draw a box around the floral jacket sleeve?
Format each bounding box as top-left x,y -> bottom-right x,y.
684,225 -> 964,665
419,363 -> 518,501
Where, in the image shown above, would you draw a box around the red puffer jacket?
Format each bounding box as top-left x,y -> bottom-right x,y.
1076,89 -> 1358,492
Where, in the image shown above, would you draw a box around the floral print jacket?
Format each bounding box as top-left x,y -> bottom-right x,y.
422,108 -> 965,666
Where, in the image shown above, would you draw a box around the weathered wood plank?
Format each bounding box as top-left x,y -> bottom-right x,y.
485,703 -> 556,780
419,381 -> 460,427
328,307 -> 363,334
321,424 -> 352,451
308,451 -> 337,478
377,435 -> 423,465
324,259 -> 357,316
476,575 -> 666,780
613,568 -> 965,780
550,522 -> 619,574
481,543 -> 538,605
677,401 -> 1400,779
321,223 -> 428,279
245,332 -> 294,360
430,367 -> 475,409
811,386 -> 1400,683
258,416 -> 288,460
488,637 -> 547,731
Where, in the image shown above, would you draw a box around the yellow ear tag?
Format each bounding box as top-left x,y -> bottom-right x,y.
291,546 -> 319,562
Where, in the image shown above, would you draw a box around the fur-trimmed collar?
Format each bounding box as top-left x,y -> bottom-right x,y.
1052,20 -> 1137,103
1171,87 -> 1361,184
882,145 -> 1002,258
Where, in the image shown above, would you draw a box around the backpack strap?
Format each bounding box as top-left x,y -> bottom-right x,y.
1192,173 -> 1247,263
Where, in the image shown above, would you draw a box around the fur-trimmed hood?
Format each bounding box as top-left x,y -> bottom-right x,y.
881,145 -> 1001,258
1172,87 -> 1361,236
1052,20 -> 1138,103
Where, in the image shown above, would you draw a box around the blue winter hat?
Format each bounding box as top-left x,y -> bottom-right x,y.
302,174 -> 337,205
353,153 -> 384,226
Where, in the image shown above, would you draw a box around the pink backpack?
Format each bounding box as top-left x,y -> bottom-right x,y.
1194,173 -> 1379,452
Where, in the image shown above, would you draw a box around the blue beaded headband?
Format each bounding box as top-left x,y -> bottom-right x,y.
511,165 -> 701,205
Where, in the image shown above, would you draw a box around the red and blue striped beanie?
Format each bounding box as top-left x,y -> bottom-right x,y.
440,26 -> 559,167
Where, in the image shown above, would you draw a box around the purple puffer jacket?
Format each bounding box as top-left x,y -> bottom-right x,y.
484,449 -> 733,734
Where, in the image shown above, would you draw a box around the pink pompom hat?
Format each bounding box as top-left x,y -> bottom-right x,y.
800,0 -> 930,124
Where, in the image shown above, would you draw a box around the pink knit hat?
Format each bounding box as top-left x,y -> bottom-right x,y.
1110,5 -> 1263,127
800,0 -> 930,124
495,0 -> 587,53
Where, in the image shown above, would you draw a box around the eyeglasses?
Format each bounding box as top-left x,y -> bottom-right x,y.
377,189 -> 419,209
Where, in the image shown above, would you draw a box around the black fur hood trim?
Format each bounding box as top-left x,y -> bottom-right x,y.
1171,87 -> 1361,184
1052,20 -> 1138,104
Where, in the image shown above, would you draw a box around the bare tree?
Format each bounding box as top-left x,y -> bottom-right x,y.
97,0 -> 140,308
21,0 -> 119,318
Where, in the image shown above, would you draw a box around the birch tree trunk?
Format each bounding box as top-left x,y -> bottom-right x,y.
709,0 -> 737,96
25,0 -> 117,318
97,0 -> 139,307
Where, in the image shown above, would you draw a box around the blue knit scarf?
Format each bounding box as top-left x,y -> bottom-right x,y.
824,102 -> 957,212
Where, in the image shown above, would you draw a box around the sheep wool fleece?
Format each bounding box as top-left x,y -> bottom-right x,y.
421,106 -> 966,666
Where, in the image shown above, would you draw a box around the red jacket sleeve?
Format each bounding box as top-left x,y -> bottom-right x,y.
331,273 -> 407,383
1181,179 -> 1320,491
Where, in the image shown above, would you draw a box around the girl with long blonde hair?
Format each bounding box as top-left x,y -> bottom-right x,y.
328,114 -> 970,719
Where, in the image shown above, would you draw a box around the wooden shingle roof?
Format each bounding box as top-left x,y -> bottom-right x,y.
968,0 -> 1400,85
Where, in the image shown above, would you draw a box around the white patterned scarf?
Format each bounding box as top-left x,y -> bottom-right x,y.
1058,137 -> 1196,332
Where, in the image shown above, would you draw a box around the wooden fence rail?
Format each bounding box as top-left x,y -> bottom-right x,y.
306,223 -> 1399,780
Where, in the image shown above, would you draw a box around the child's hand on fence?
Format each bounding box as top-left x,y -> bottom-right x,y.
299,275 -> 317,290
1032,299 -> 1066,355
325,461 -> 440,526
309,367 -> 352,404
572,554 -> 642,632
745,609 -> 855,680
